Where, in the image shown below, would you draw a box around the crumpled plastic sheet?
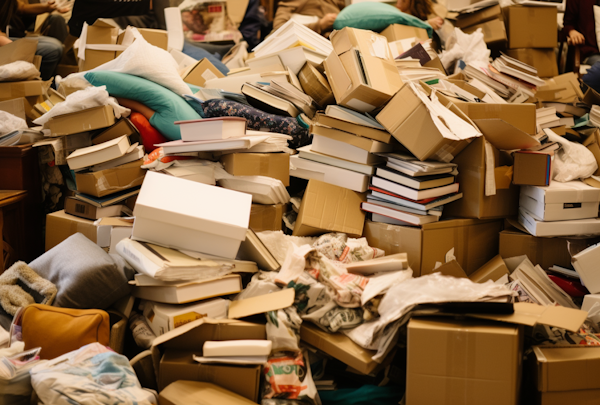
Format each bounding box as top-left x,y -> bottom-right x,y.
0,61 -> 40,82
440,28 -> 491,74
0,111 -> 27,135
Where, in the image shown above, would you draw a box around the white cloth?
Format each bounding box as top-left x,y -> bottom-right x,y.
0,61 -> 40,82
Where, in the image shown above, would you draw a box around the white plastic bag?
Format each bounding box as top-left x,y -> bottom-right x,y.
0,112 -> 27,135
33,86 -> 129,126
440,28 -> 491,74
0,61 -> 40,82
546,129 -> 598,182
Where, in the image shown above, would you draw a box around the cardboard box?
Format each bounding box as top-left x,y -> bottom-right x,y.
469,254 -> 510,283
249,203 -> 286,232
519,207 -> 600,237
519,181 -> 600,222
159,381 -> 258,405
220,153 -> 290,186
450,4 -> 502,28
143,298 -> 229,336
583,130 -> 600,176
444,137 -> 520,219
572,242 -> 600,294
45,210 -> 111,251
120,28 -> 168,50
363,218 -> 502,276
533,346 -> 600,404
0,80 -> 49,101
504,6 -> 557,49
513,152 -> 551,186
133,171 -> 252,259
151,318 -> 265,397
407,317 -> 522,405
182,58 -> 225,87
298,62 -> 335,107
455,103 -> 536,135
75,159 -> 146,198
0,98 -> 27,121
505,48 -> 558,78
380,24 -> 429,42
44,105 -> 116,137
78,21 -> 121,71
293,179 -> 366,237
300,323 -> 380,375
376,83 -> 476,161
537,73 -> 583,104
92,117 -> 140,145
462,18 -> 507,46
324,27 -> 403,112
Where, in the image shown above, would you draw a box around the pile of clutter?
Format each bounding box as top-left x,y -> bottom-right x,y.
4,1 -> 600,404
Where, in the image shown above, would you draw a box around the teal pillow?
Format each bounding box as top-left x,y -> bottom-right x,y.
333,3 -> 433,38
84,71 -> 202,140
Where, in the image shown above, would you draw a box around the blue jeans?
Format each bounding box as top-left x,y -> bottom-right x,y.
11,36 -> 63,81
584,54 -> 600,66
182,41 -> 229,75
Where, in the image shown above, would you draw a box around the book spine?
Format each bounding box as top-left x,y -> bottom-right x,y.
116,240 -> 161,279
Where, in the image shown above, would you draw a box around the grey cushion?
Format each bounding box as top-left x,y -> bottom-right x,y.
29,233 -> 134,309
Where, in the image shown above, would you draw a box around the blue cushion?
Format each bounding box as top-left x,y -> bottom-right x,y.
84,71 -> 202,140
583,61 -> 600,94
333,3 -> 433,37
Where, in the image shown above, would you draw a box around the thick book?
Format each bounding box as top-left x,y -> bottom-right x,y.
378,152 -> 456,177
314,112 -> 391,144
174,117 -> 247,142
116,238 -> 234,282
241,83 -> 300,117
362,201 -> 440,226
90,144 -> 144,172
74,186 -> 140,208
237,228 -> 281,272
369,188 -> 463,211
289,155 -> 370,193
492,55 -> 545,87
372,176 -> 460,201
312,134 -> 386,165
155,135 -> 269,154
131,273 -> 242,304
297,146 -> 377,176
376,167 -> 455,190
67,135 -> 132,170
64,196 -> 124,220
366,195 -> 440,216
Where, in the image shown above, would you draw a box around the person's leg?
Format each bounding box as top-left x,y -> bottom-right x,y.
40,14 -> 69,43
35,36 -> 63,81
182,41 -> 229,75
584,54 -> 600,66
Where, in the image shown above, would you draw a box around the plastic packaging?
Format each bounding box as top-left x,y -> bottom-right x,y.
129,312 -> 156,349
545,129 -> 598,182
0,61 -> 40,82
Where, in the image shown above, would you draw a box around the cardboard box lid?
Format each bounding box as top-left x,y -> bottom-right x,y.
151,318 -> 266,384
513,152 -> 551,187
228,288 -> 294,319
293,179 -> 366,237
0,38 -> 38,66
521,181 -> 600,204
159,381 -> 257,405
220,153 -> 289,186
380,24 -> 429,42
534,346 -> 600,392
134,171 -> 252,242
300,323 -> 380,375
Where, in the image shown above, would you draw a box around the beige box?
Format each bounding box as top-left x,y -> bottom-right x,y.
469,255 -> 510,283
407,317 -> 522,405
298,62 -> 335,107
363,218 -> 502,277
249,203 -> 286,232
44,105 -> 116,137
92,118 -> 140,145
293,179 -> 365,237
455,102 -> 536,135
182,58 -> 225,87
75,159 -> 145,198
380,24 -> 429,42
450,4 -> 502,28
45,210 -> 111,251
504,6 -> 557,49
462,18 -> 507,46
220,153 -> 290,186
324,28 -> 403,113
498,229 -> 577,270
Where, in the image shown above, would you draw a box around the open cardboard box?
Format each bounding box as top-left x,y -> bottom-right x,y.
45,209 -> 113,250
220,153 -> 290,186
181,58 -> 225,87
75,159 -> 146,198
44,105 -> 116,137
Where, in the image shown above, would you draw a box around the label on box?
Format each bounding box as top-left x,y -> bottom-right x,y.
173,312 -> 206,328
564,203 -> 582,209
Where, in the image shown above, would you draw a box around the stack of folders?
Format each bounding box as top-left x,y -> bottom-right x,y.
290,105 -> 394,193
362,152 -> 463,226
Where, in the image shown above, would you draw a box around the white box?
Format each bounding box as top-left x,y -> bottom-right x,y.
132,171 -> 252,259
573,245 -> 600,294
520,181 -> 600,221
582,294 -> 600,312
519,207 -> 600,237
289,155 -> 370,192
143,298 -> 230,336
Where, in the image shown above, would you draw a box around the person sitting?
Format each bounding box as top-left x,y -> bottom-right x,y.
272,0 -> 346,37
396,0 -> 443,30
563,0 -> 600,66
0,0 -> 64,81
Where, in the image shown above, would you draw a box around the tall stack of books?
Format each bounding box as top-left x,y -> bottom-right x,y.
361,153 -> 463,226
290,105 -> 394,193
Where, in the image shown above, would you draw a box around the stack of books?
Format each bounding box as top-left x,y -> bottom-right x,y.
289,105 -> 394,193
362,152 -> 462,226
241,78 -> 318,117
536,107 -> 561,133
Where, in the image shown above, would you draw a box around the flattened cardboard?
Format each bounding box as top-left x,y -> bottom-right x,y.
380,24 -> 429,42
504,6 -> 557,49
469,255 -> 510,283
300,323 -> 380,375
92,118 -> 140,145
182,58 -> 225,87
249,203 -> 286,232
228,288 -> 294,319
462,18 -> 507,46
75,159 -> 145,197
45,105 -> 116,137
220,153 -> 290,186
363,218 -> 502,276
0,98 -> 27,121
159,381 -> 258,405
505,48 -> 558,78
293,179 -> 366,237
455,103 -> 536,135
533,346 -> 600,393
0,38 -> 38,66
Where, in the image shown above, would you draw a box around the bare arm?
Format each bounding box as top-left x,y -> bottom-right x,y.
116,97 -> 154,121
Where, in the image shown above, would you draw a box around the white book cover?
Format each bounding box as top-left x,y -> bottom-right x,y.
518,207 -> 600,237
362,202 -> 439,225
155,134 -> 270,154
312,135 -> 380,165
66,135 -> 131,170
176,117 -> 247,142
297,146 -> 377,176
132,274 -> 242,304
371,176 -> 459,200
290,155 -> 370,192
90,144 -> 144,172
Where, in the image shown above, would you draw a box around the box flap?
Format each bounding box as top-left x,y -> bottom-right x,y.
431,260 -> 468,278
96,217 -> 134,227
159,381 -> 257,405
469,254 -> 510,283
323,52 -> 352,103
470,302 -> 587,332
0,38 -> 38,66
474,119 -> 540,150
228,288 -> 295,319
